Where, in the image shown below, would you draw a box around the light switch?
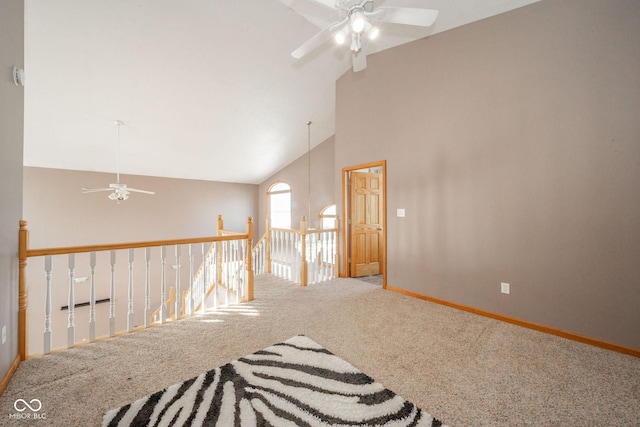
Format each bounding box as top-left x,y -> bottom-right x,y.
397,209 -> 406,217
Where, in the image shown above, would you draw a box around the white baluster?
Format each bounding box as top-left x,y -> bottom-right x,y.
144,247 -> 151,327
222,240 -> 228,304
308,234 -> 313,284
323,231 -> 331,280
228,240 -> 233,303
299,232 -> 303,283
271,232 -> 277,277
175,245 -> 181,318
283,232 -> 289,281
189,244 -> 195,316
258,241 -> 264,275
89,252 -> 96,341
67,253 -> 75,348
287,232 -> 293,281
235,240 -> 241,303
240,239 -> 247,303
201,243 -> 207,313
293,232 -> 298,281
210,243 -> 217,309
269,230 -> 274,275
293,233 -> 301,284
277,231 -> 283,279
318,232 -> 324,282
160,246 -> 167,323
323,231 -> 329,280
109,250 -> 116,336
279,231 -> 283,277
252,244 -> 258,276
43,255 -> 52,354
127,248 -> 134,331
329,230 -> 336,278
315,232 -> 322,283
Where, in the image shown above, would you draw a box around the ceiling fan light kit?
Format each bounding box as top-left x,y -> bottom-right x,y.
81,120 -> 155,202
291,0 -> 438,72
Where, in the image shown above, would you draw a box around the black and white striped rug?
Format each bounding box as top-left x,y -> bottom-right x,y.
103,335 -> 445,426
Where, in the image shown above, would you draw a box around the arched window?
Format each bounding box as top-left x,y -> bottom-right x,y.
319,204 -> 337,229
268,182 -> 291,229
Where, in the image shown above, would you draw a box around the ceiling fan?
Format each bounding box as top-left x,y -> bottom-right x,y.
82,120 -> 154,202
291,0 -> 438,72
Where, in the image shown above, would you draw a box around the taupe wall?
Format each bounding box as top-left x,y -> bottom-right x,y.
22,167 -> 258,354
258,136 -> 335,237
24,167 -> 258,248
335,0 -> 640,349
0,0 -> 24,383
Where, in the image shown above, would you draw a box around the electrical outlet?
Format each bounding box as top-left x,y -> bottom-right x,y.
397,209 -> 406,217
2,325 -> 6,344
501,282 -> 510,294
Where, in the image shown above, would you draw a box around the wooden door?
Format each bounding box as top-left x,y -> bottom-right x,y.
350,172 -> 383,277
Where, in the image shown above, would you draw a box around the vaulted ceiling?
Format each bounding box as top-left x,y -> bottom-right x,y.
23,0 -> 540,184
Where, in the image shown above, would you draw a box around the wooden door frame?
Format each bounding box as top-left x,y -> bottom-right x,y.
341,160 -> 387,288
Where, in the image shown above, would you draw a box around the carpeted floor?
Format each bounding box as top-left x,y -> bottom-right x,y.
102,335 -> 443,426
1,274 -> 639,426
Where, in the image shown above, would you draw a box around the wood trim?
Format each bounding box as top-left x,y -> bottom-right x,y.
26,234 -> 248,258
18,220 -> 28,360
341,161 -> 387,286
386,285 -> 640,358
0,355 -> 21,396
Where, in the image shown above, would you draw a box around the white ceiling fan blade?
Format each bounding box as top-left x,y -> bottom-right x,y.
82,188 -> 113,193
292,20 -> 342,59
374,8 -> 438,27
127,188 -> 155,195
352,50 -> 367,72
308,0 -> 337,10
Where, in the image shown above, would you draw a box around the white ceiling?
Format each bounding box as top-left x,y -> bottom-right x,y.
23,0 -> 540,184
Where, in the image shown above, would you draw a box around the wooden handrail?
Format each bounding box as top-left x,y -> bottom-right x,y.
25,234 -> 248,258
219,230 -> 245,236
252,232 -> 267,252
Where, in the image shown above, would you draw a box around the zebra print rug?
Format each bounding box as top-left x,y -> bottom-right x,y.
103,335 -> 445,426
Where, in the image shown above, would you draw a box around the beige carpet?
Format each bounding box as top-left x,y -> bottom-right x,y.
1,274 -> 639,426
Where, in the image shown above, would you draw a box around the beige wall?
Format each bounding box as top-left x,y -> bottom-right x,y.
22,167 -> 258,354
335,0 -> 640,349
258,136 -> 335,237
23,167 -> 258,247
0,0 -> 24,383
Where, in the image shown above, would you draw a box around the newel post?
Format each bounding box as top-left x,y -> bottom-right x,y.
217,214 -> 224,235
299,216 -> 308,286
18,220 -> 28,360
245,217 -> 254,301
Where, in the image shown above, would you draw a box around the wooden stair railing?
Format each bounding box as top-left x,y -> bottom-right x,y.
258,216 -> 339,286
182,215 -> 254,316
18,216 -> 254,360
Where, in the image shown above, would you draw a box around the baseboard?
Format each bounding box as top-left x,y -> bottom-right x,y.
0,355 -> 21,397
386,285 -> 640,358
